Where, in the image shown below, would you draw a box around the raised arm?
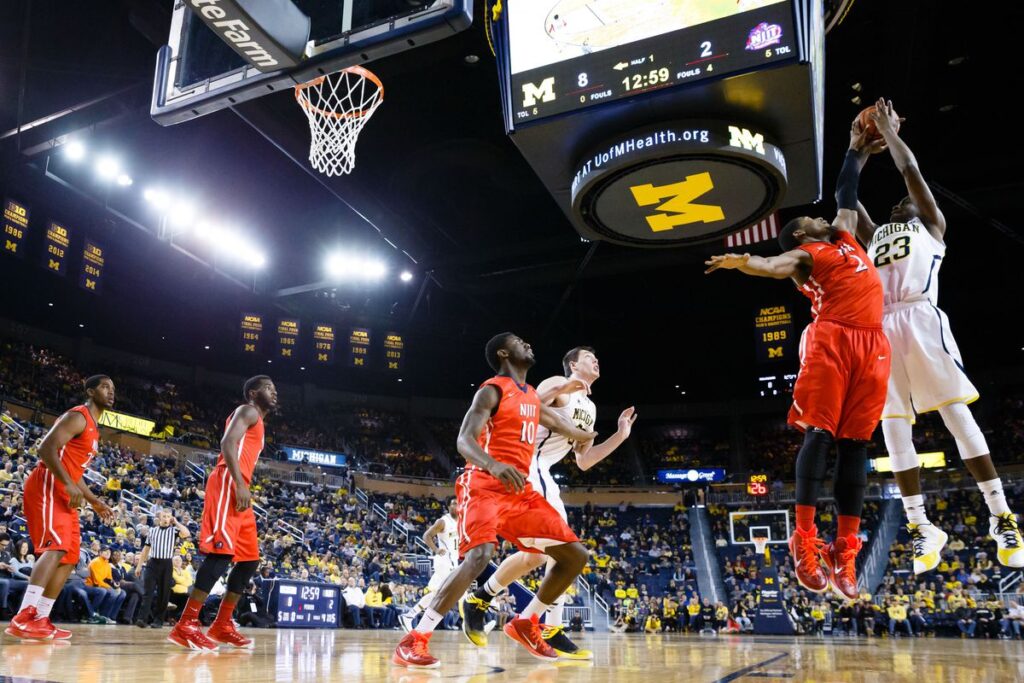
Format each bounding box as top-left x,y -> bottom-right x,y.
704,250 -> 812,283
36,411 -> 87,509
220,405 -> 260,511
574,407 -> 637,471
843,115 -> 889,245
871,98 -> 945,238
536,375 -> 589,407
456,386 -> 526,493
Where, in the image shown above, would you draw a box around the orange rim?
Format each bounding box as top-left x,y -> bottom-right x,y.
295,65 -> 384,120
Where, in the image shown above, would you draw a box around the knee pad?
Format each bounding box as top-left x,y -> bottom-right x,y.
881,418 -> 920,472
937,402 -> 989,460
194,554 -> 232,594
226,560 -> 260,594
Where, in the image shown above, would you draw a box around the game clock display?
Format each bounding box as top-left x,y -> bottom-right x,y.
747,473 -> 769,497
270,581 -> 340,628
507,0 -> 796,123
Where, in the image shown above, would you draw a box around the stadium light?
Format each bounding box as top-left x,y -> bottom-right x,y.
168,200 -> 197,228
116,174 -> 133,187
195,221 -> 266,269
400,270 -> 413,283
95,156 -> 120,180
65,140 -> 86,161
143,187 -> 171,210
325,252 -> 388,281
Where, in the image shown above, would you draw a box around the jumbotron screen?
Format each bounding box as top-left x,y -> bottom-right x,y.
507,0 -> 796,123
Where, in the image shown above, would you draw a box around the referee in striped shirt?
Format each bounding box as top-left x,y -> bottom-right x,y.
135,508 -> 190,628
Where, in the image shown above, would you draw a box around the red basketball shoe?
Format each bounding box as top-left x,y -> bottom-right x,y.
503,614 -> 558,661
393,631 -> 440,668
207,620 -> 253,649
5,607 -> 54,640
825,534 -> 863,600
788,526 -> 828,593
168,619 -> 219,651
38,617 -> 72,640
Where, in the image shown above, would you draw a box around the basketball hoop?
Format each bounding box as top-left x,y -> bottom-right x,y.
295,66 -> 384,177
753,536 -> 770,563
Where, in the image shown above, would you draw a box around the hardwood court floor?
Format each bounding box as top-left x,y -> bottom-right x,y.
2,627 -> 1023,683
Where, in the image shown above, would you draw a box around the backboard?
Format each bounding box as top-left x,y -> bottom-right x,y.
152,0 -> 472,125
729,509 -> 790,546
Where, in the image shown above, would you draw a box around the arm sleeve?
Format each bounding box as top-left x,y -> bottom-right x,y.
835,149 -> 863,210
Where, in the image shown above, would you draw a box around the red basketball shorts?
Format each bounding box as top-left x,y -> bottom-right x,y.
23,466 -> 81,565
788,320 -> 891,441
199,466 -> 259,562
454,469 -> 578,558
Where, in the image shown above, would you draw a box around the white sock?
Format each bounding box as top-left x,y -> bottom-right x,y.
18,585 -> 44,612
520,597 -> 550,620
36,597 -> 56,619
901,494 -> 930,525
546,601 -> 565,628
415,609 -> 443,634
978,478 -> 1011,516
483,575 -> 504,596
411,593 -> 432,613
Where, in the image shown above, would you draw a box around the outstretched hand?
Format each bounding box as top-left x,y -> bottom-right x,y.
869,97 -> 904,138
704,254 -> 750,274
849,117 -> 887,155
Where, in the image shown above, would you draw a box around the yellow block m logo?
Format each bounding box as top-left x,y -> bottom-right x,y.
629,173 -> 725,232
768,346 -> 784,359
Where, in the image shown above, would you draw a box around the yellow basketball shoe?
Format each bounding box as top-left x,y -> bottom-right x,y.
541,625 -> 593,660
458,595 -> 490,647
990,513 -> 1024,568
907,523 -> 948,575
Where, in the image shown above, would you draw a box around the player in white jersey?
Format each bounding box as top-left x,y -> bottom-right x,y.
399,499 -> 460,632
854,99 -> 1022,573
458,346 -> 637,659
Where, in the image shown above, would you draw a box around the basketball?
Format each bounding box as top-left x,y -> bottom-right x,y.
858,105 -> 899,141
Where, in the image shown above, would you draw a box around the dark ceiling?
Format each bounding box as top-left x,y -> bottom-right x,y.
0,1 -> 1021,405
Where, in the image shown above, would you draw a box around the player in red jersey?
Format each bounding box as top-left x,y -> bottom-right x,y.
168,375 -> 276,651
6,375 -> 115,641
393,333 -> 595,669
705,124 -> 889,600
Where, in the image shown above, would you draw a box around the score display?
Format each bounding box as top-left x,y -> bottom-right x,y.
507,0 -> 795,123
747,473 -> 769,497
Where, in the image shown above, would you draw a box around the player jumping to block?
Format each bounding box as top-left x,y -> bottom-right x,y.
705,122 -> 890,600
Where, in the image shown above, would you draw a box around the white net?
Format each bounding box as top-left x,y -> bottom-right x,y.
295,66 -> 384,177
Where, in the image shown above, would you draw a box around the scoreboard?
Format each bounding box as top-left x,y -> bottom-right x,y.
507,0 -> 796,123
268,580 -> 339,628
747,473 -> 769,497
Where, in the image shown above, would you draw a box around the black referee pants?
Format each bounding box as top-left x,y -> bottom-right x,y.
138,559 -> 173,625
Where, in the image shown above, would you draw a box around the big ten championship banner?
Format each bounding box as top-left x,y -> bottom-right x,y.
754,304 -> 794,363
313,323 -> 335,364
282,445 -> 346,468
276,319 -> 300,360
348,328 -> 370,368
99,410 -> 156,437
44,221 -> 71,276
240,313 -> 263,354
79,240 -> 105,293
3,198 -> 29,256
383,332 -> 404,371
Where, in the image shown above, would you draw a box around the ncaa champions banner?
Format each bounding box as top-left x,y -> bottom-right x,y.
3,198 -> 30,257
79,240 -> 105,293
383,332 -> 404,371
754,304 -> 794,363
240,313 -> 263,354
44,221 -> 71,276
276,319 -> 300,359
348,328 -> 370,368
313,323 -> 335,364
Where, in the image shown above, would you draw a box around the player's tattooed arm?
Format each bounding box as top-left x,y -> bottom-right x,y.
457,385 -> 526,493
871,98 -> 946,239
575,406 -> 637,471
36,410 -> 87,509
540,404 -> 595,445
422,517 -> 445,555
220,404 -> 260,511
704,250 -> 812,283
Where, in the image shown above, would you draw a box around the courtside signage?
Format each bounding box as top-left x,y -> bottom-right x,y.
282,446 -> 347,468
657,468 -> 726,484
